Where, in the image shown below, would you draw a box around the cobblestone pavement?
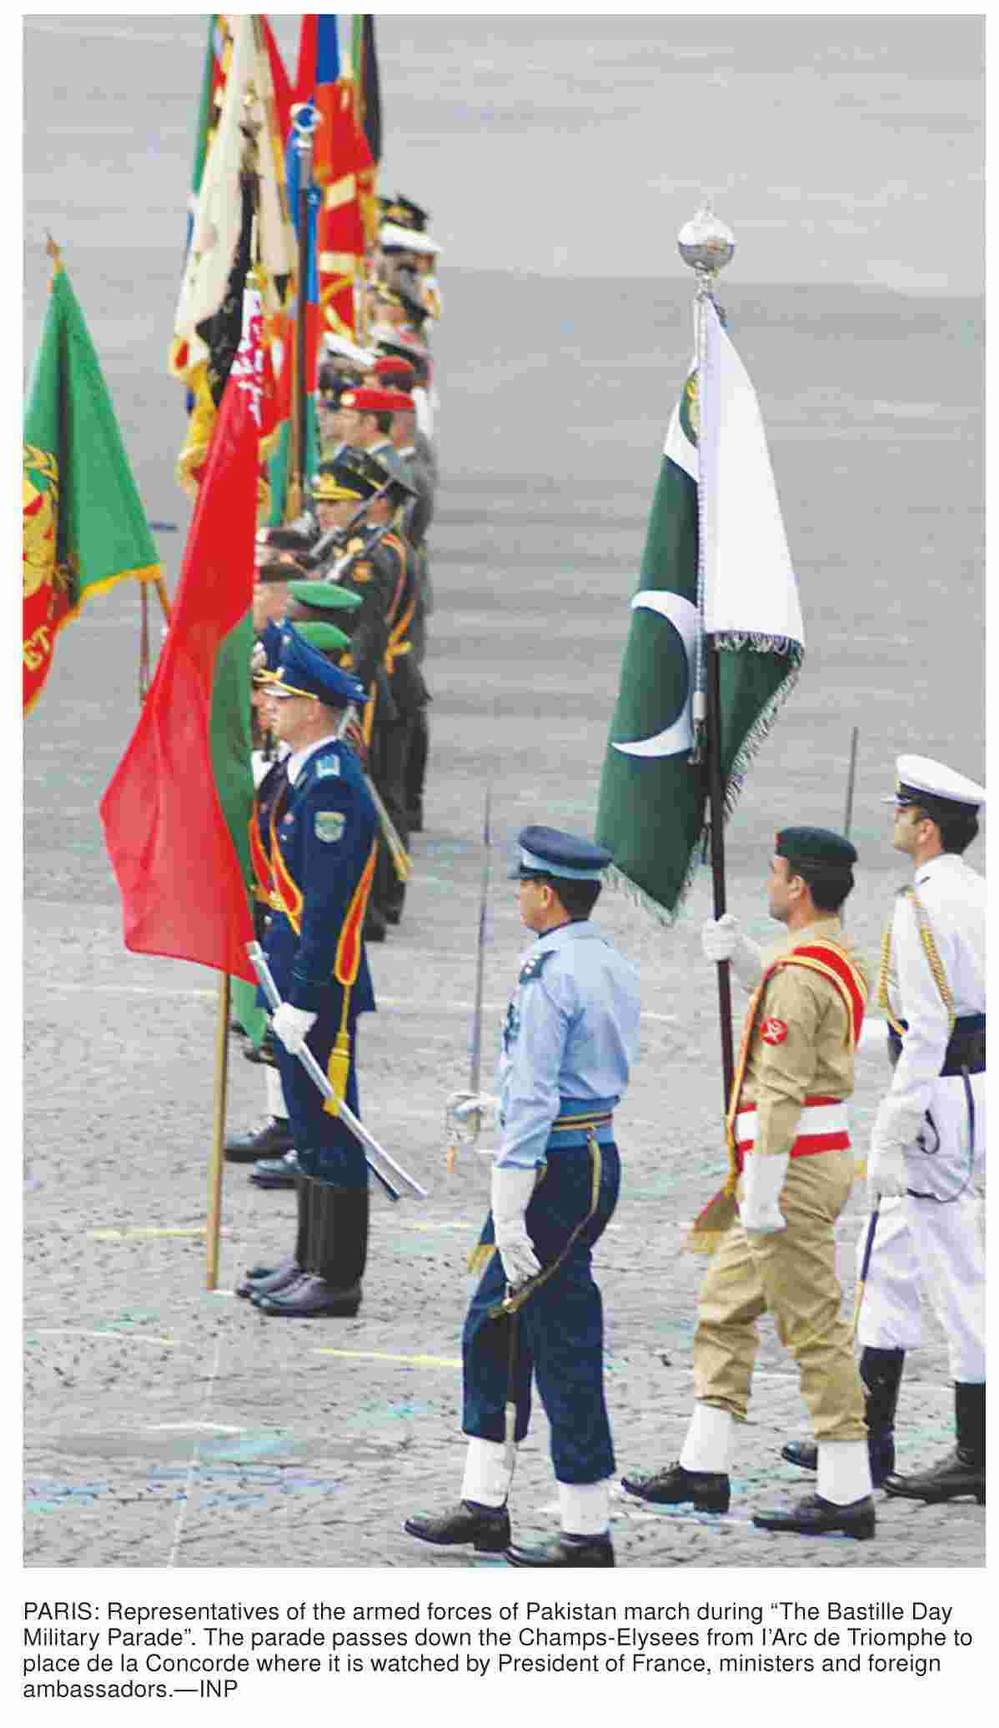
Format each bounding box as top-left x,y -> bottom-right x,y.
24,21 -> 983,1573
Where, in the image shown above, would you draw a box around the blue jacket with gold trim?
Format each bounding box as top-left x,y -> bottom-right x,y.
262,738 -> 378,1018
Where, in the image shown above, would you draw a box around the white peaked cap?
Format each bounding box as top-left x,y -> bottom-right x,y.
321,332 -> 377,367
379,221 -> 442,256
888,754 -> 986,810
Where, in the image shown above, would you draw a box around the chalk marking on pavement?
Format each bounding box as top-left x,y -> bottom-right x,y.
28,1327 -> 180,1348
167,1331 -> 224,1570
314,1347 -> 461,1369
146,1422 -> 244,1435
89,1226 -> 215,1241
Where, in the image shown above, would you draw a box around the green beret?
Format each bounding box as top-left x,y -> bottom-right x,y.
294,620 -> 352,655
775,826 -> 857,869
287,579 -> 363,614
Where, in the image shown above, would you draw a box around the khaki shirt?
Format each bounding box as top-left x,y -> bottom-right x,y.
740,915 -> 869,1158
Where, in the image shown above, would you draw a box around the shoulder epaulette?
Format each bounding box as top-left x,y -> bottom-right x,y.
518,949 -> 555,985
313,754 -> 342,780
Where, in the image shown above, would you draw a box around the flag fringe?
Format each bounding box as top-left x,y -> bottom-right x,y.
604,841 -> 702,930
720,648 -> 804,821
714,632 -> 801,658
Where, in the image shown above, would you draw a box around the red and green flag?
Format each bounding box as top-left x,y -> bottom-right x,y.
100,288 -> 264,985
23,248 -> 162,714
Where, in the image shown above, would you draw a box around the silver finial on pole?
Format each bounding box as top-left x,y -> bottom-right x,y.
677,202 -> 735,286
678,203 -> 735,766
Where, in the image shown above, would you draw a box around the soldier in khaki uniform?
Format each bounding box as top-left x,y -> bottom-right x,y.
623,828 -> 877,1540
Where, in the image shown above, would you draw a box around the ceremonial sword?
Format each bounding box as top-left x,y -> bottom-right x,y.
446,786 -> 492,1169
246,942 -> 427,1202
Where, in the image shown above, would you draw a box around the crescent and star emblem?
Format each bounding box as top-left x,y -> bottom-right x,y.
611,591 -> 700,760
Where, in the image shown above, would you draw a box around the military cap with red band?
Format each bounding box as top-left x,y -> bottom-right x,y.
340,386 -> 410,415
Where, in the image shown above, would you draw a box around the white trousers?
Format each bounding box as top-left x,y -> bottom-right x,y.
859,1072 -> 985,1382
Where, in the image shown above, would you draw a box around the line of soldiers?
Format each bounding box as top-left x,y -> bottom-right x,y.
223,197 -> 444,1311
402,757 -> 984,1566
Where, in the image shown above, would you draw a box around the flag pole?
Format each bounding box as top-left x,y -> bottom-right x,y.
288,102 -> 321,520
205,972 -> 231,1290
679,204 -> 737,1110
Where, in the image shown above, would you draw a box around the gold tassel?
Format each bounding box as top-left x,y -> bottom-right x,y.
323,1032 -> 350,1117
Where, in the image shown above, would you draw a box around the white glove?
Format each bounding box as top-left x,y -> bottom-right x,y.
447,1090 -> 499,1138
739,1152 -> 789,1234
271,1002 -> 317,1055
701,914 -> 764,992
490,1165 -> 542,1290
866,1098 -> 917,1203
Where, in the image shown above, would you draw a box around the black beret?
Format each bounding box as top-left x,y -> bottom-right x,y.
775,827 -> 857,869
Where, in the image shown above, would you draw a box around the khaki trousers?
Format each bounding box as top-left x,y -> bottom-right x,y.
693,1148 -> 866,1442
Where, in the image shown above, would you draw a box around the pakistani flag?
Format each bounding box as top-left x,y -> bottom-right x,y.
596,297 -> 804,919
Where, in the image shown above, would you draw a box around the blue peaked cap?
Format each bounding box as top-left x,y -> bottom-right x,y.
259,619 -> 285,673
509,824 -> 612,881
270,623 -> 367,709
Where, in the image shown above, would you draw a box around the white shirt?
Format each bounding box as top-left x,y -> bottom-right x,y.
884,852 -> 985,1121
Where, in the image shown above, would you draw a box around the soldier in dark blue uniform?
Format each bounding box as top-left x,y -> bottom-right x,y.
236,627 -> 379,1320
405,828 -> 641,1566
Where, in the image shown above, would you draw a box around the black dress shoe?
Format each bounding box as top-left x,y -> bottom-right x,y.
235,1256 -> 297,1299
753,1492 -> 875,1539
363,910 -> 388,943
505,1533 -> 614,1568
883,1451 -> 985,1505
251,1150 -> 300,1189
224,1117 -> 293,1163
621,1461 -> 730,1514
255,1276 -> 362,1318
239,1260 -> 304,1301
404,1500 -> 511,1553
782,1434 -> 895,1488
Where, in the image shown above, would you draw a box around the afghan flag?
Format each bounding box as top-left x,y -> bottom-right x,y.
23,250 -> 162,715
100,288 -> 264,984
596,296 -> 804,920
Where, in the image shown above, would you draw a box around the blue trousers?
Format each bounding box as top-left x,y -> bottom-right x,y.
275,1012 -> 367,1190
462,1140 -> 620,1485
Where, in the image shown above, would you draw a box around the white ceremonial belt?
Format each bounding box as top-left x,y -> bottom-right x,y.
735,1096 -> 850,1157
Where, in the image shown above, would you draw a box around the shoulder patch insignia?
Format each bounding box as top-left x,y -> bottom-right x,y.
314,755 -> 341,779
352,561 -> 373,584
314,810 -> 347,844
518,950 -> 554,985
760,1016 -> 789,1046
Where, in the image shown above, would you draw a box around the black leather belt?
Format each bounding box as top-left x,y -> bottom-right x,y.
887,1013 -> 985,1076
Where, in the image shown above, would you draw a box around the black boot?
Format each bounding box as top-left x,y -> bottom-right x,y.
782,1348 -> 905,1487
883,1382 -> 985,1504
256,1185 -> 368,1317
753,1493 -> 876,1540
250,1149 -> 300,1189
239,1175 -> 312,1299
620,1462 -> 730,1514
404,1501 -> 511,1553
224,1116 -> 293,1163
505,1533 -> 614,1568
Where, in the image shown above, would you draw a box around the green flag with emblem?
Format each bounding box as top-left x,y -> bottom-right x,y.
596,300 -> 804,920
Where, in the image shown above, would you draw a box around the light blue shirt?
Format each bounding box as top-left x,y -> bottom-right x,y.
494,920 -> 641,1170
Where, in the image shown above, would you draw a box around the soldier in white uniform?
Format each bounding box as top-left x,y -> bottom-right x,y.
865,755 -> 986,1505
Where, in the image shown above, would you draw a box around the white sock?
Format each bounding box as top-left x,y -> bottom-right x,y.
557,1480 -> 610,1537
265,1066 -> 287,1121
679,1403 -> 734,1473
461,1437 -> 514,1509
817,1440 -> 873,1505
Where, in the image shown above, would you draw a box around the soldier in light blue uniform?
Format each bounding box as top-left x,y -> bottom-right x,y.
405,826 -> 640,1567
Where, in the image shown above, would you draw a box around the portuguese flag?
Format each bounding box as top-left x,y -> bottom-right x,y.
23,249 -> 162,714
100,288 -> 263,985
596,297 -> 804,920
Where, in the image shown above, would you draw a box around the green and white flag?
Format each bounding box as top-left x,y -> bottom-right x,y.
595,297 -> 804,920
